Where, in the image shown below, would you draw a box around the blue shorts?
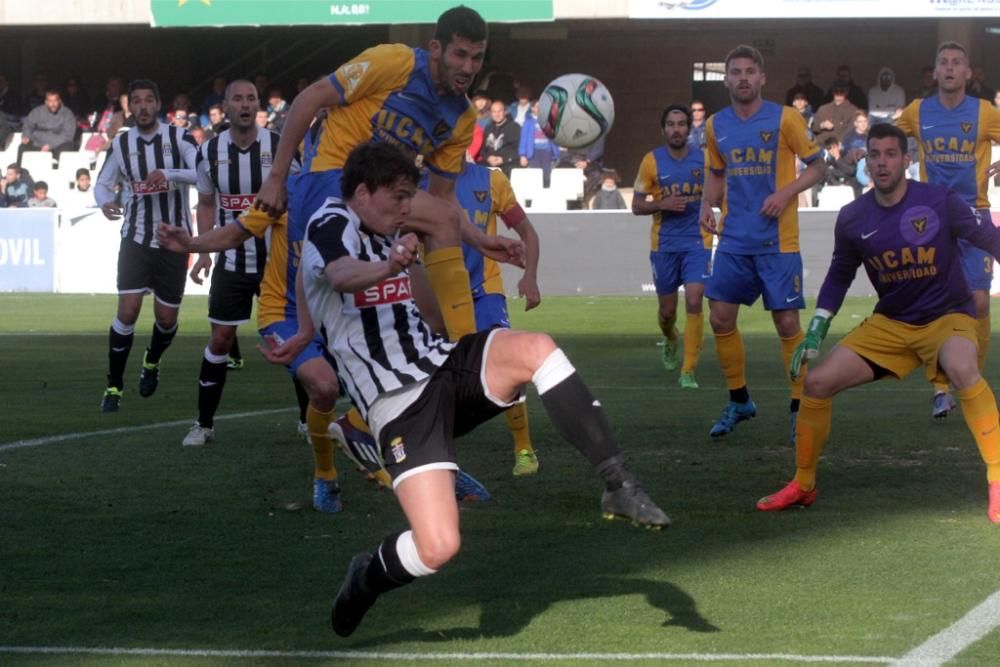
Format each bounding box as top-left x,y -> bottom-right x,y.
960,210 -> 994,292
706,251 -> 805,310
650,248 -> 712,295
290,169 -> 344,233
474,293 -> 511,330
259,319 -> 331,377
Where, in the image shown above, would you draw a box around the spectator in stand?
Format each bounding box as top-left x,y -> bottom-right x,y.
472,92 -> 491,129
108,92 -> 134,139
480,99 -> 520,177
168,93 -> 193,123
63,167 -> 97,209
27,72 -> 49,110
1,163 -> 32,207
590,169 -> 626,210
88,77 -> 125,152
20,90 -> 78,164
912,65 -> 937,100
255,109 -> 270,129
791,91 -> 814,126
868,67 -> 905,124
841,111 -> 869,159
519,99 -> 560,187
785,66 -> 824,112
824,65 -> 867,111
560,135 -> 606,204
62,76 -> 91,124
189,125 -> 207,146
467,122 -> 483,163
967,65 -> 996,102
0,73 -> 23,149
27,180 -> 56,208
508,85 -> 532,126
688,100 -> 707,149
199,77 -> 226,127
207,104 -> 227,137
266,87 -> 289,133
171,109 -> 191,131
811,84 -> 858,147
811,137 -> 862,205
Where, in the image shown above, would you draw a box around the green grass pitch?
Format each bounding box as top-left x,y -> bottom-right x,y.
2,293 -> 1000,665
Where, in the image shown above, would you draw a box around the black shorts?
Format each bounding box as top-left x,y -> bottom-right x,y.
378,329 -> 516,482
117,238 -> 188,307
208,269 -> 262,325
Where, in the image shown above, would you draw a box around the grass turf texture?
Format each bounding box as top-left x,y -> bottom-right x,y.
3,294 -> 1000,665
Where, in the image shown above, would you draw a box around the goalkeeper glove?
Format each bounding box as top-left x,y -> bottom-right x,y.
790,310 -> 832,381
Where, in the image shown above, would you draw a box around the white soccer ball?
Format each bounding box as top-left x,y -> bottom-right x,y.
538,73 -> 615,149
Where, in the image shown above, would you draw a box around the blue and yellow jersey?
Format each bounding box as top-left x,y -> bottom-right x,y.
633,145 -> 709,252
896,95 -> 1000,209
237,208 -> 294,329
704,101 -> 821,254
457,164 -> 526,297
319,43 -> 477,179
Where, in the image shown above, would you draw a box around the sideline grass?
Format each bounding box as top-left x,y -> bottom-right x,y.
3,294 -> 1000,665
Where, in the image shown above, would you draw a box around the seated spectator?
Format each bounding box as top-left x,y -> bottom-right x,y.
791,92 -> 813,126
200,77 -> 226,127
207,104 -> 228,137
841,111 -> 869,160
27,180 -> 56,208
466,122 -> 483,163
1,163 -> 32,207
171,109 -> 191,130
19,90 -> 78,163
472,93 -> 491,129
911,65 -> 936,100
559,134 -> 607,204
480,100 -> 520,177
255,110 -> 270,129
63,167 -> 97,208
968,65 -> 996,102
108,92 -> 134,140
87,76 -> 124,152
508,85 -> 532,126
811,138 -> 862,205
868,67 -> 904,123
0,73 -> 23,149
785,66 -> 824,112
689,100 -> 707,149
62,76 -> 91,125
519,100 -> 560,186
811,85 -> 858,147
167,93 -> 193,125
266,87 -> 289,133
189,125 -> 207,146
823,65 -> 867,111
27,72 -> 48,110
590,169 -> 626,210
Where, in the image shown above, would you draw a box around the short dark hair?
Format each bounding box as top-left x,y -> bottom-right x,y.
341,142 -> 420,200
660,104 -> 692,130
434,5 -> 488,48
724,45 -> 764,72
34,181 -> 48,191
224,79 -> 256,101
6,163 -> 19,173
44,89 -> 61,98
823,137 -> 840,149
937,41 -> 968,58
76,168 -> 90,179
128,78 -> 160,102
867,122 -> 908,154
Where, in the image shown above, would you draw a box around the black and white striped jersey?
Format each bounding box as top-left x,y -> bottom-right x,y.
95,123 -> 198,248
300,199 -> 454,421
195,127 -> 280,275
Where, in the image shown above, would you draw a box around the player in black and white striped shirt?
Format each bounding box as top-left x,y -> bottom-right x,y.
95,79 -> 197,412
180,80 -> 287,447
265,142 -> 671,637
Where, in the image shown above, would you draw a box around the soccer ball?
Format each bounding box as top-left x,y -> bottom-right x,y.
538,73 -> 615,149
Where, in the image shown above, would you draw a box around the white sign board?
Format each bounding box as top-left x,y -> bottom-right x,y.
629,0 -> 1000,19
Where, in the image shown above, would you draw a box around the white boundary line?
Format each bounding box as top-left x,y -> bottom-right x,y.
0,408 -> 295,453
0,646 -> 896,663
890,590 -> 1000,666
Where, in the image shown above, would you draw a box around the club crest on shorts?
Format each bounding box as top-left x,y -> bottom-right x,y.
390,436 -> 406,463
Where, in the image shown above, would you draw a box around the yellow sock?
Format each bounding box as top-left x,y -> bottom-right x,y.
505,402 -> 533,454
306,404 -> 337,481
345,406 -> 370,434
976,315 -> 991,371
793,396 -> 833,491
681,312 -> 704,374
423,246 -> 476,341
714,328 -> 747,390
957,379 -> 1000,482
780,330 -> 806,401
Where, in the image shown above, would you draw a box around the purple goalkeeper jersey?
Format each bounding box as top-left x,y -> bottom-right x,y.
818,181 -> 1000,325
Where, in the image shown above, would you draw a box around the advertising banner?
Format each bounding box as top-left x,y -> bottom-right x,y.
0,210 -> 57,292
629,0 -> 1000,19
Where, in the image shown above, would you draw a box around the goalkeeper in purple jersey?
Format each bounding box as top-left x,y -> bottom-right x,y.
756,123 -> 1000,524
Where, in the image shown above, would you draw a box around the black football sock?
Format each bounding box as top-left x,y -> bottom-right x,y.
730,386 -> 750,404
196,348 -> 229,429
107,318 -> 135,390
146,322 -> 178,365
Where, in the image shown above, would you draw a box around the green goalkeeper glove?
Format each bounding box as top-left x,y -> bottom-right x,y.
790,310 -> 832,381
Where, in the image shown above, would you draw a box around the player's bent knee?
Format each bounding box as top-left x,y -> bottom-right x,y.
945,364 -> 981,391
803,371 -> 837,400
209,329 -> 236,355
415,530 -> 461,570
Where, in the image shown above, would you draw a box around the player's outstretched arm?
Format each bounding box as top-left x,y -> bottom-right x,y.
513,218 -> 541,310
326,233 -> 419,293
790,309 -> 833,380
255,79 -> 343,217
155,220 -> 251,254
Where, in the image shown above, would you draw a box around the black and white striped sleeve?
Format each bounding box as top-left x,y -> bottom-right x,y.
307,211 -> 353,265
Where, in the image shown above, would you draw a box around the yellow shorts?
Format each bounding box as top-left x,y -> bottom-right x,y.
838,312 -> 978,382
